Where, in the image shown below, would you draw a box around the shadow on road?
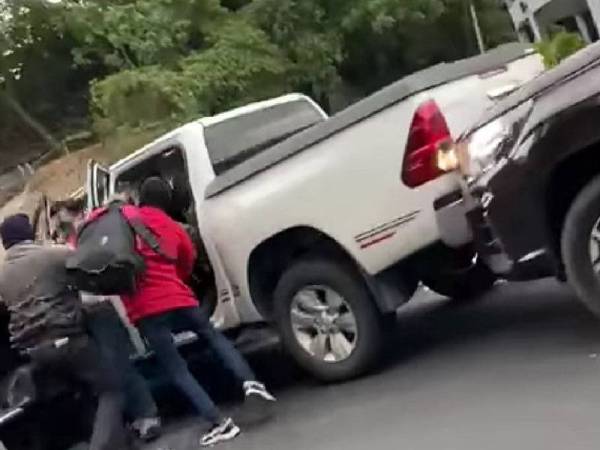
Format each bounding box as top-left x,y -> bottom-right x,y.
141,279 -> 600,450
384,279 -> 600,369
203,278 -> 599,398
187,279 -> 599,400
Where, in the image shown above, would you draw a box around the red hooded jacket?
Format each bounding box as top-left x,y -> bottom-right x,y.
120,206 -> 198,323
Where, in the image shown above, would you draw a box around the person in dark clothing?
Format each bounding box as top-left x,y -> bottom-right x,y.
83,298 -> 161,441
122,177 -> 276,447
51,198 -> 162,441
0,214 -> 130,450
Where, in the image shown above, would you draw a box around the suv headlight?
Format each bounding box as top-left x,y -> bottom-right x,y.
457,100 -> 533,178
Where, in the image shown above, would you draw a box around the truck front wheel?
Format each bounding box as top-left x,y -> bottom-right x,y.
562,174 -> 600,318
273,257 -> 384,382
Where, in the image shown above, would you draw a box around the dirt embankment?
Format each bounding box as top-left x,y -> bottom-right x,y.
0,144 -> 111,261
28,144 -> 110,200
0,125 -> 166,243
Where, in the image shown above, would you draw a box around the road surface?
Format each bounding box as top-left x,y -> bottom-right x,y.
147,279 -> 600,450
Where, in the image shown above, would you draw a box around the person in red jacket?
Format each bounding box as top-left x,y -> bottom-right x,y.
123,177 -> 275,447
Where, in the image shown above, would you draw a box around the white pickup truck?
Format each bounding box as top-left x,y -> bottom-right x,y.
83,43 -> 543,381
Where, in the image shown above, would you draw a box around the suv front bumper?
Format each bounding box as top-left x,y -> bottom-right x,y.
460,176 -> 557,280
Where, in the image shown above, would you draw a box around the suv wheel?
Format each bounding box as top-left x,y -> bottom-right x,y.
273,257 -> 384,382
562,174 -> 600,317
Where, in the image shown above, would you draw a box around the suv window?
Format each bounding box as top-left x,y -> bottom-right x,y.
204,99 -> 324,175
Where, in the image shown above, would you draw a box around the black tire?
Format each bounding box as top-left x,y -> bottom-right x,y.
421,252 -> 495,301
562,174 -> 600,318
273,257 -> 384,382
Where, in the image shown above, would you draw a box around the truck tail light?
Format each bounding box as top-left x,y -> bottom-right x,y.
402,100 -> 453,188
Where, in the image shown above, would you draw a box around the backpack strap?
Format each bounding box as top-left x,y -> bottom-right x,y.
118,205 -> 177,263
128,217 -> 177,263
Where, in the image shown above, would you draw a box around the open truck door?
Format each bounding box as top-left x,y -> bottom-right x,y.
85,160 -> 111,211
84,160 -> 150,356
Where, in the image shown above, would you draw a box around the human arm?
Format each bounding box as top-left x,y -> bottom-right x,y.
176,225 -> 197,281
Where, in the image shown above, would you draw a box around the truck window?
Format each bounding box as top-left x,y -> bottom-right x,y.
115,147 -> 191,219
204,99 -> 324,175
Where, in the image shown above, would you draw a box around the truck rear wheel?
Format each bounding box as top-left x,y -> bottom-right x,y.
562,174 -> 600,317
273,257 -> 384,382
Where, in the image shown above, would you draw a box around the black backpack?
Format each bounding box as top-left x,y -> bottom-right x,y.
65,203 -> 174,295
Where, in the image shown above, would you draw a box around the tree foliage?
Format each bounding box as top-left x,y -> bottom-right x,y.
535,31 -> 586,68
92,18 -> 292,130
66,0 -> 226,69
90,66 -> 197,131
181,20 -> 293,114
0,0 -> 518,163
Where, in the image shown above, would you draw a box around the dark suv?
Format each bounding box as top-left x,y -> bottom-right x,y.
451,42 -> 600,317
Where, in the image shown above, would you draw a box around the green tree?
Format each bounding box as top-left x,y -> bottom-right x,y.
65,0 -> 226,70
0,0 -> 517,167
244,0 -> 343,106
0,0 -> 68,154
90,18 -> 292,130
245,0 -> 515,98
181,19 -> 293,114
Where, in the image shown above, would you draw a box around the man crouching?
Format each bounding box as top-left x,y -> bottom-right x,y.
0,214 -> 131,450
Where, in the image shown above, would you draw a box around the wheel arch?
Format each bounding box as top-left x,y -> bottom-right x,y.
247,226 -> 415,320
546,143 -> 600,263
537,97 -> 600,262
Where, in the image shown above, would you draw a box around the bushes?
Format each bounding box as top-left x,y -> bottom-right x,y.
535,31 -> 586,69
90,19 -> 293,134
181,20 -> 293,114
90,67 -> 197,132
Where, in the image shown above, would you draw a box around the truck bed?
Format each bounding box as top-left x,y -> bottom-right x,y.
205,42 -> 534,198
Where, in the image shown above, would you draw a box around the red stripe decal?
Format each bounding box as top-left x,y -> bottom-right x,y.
359,231 -> 396,249
356,223 -> 401,242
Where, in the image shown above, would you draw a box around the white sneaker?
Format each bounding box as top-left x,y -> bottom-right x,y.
237,381 -> 276,426
243,381 -> 276,402
131,417 -> 162,442
200,418 -> 241,447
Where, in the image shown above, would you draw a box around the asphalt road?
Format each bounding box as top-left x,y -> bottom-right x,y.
147,279 -> 600,450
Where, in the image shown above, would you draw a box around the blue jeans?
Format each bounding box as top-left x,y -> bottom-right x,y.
137,306 -> 255,424
86,304 -> 158,421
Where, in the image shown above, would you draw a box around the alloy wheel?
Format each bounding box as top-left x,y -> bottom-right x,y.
289,285 -> 358,363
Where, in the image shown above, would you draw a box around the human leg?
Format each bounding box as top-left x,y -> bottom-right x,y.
68,337 -> 131,450
178,307 -> 275,398
31,336 -> 130,450
176,307 -> 256,383
138,313 -> 241,446
86,305 -> 160,432
176,307 -> 276,424
137,313 -> 223,424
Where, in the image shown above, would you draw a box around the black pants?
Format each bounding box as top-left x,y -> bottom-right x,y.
29,335 -> 129,450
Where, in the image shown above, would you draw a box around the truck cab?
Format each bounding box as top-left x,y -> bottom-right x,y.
85,94 -> 327,356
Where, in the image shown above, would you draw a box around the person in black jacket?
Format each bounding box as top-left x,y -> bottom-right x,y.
0,214 -> 130,450
51,197 -> 163,441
